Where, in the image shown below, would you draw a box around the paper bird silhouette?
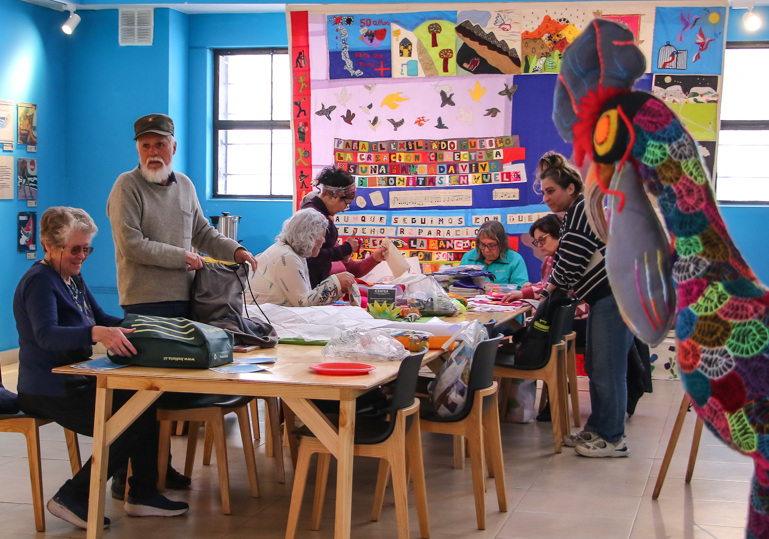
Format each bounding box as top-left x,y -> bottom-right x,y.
435,117 -> 448,129
369,116 -> 381,131
498,83 -> 518,101
359,103 -> 373,115
440,89 -> 455,107
468,82 -> 486,103
335,87 -> 352,106
381,92 -> 410,110
315,103 -> 336,120
364,84 -> 377,94
457,107 -> 473,123
484,108 -> 501,117
388,118 -> 405,131
341,109 -> 355,125
678,10 -> 701,43
693,27 -> 715,62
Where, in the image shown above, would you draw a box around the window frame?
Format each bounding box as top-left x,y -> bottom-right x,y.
716,41 -> 769,204
212,47 -> 292,199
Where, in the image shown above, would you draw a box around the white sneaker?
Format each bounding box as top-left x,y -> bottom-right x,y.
575,437 -> 630,458
562,430 -> 600,447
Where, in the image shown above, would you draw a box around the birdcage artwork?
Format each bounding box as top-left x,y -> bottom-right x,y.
399,38 -> 413,57
657,42 -> 687,70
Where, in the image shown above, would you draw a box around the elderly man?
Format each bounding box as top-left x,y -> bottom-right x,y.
106,113 -> 258,497
107,113 -> 257,318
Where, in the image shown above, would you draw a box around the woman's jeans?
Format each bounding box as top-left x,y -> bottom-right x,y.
584,293 -> 634,443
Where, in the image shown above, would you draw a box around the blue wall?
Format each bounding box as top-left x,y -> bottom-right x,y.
0,0 -> 69,351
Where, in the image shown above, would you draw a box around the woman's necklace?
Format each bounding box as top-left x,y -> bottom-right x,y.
44,259 -> 82,311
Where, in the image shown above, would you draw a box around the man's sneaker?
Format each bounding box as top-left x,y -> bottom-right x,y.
165,466 -> 191,490
111,474 -> 126,501
563,430 -> 600,447
47,493 -> 110,529
124,492 -> 189,517
575,438 -> 630,458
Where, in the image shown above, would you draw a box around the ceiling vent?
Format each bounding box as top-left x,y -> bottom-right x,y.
119,8 -> 153,46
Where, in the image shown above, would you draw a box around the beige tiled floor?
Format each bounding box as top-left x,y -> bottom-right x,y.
0,363 -> 753,538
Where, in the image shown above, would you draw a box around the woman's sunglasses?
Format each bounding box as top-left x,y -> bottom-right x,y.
67,245 -> 95,256
531,234 -> 550,248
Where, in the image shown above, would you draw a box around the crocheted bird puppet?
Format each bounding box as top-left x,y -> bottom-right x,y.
553,18 -> 769,538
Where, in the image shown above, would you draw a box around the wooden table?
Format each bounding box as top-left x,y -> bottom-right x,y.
54,345 -> 442,539
443,303 -> 531,328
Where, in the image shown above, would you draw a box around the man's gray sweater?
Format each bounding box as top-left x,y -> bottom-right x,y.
107,167 -> 241,306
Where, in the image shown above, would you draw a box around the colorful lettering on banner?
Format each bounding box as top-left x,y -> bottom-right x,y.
292,11 -> 312,209
328,14 -> 393,79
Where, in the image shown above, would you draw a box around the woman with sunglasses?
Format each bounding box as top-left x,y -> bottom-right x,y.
459,220 -> 528,286
502,214 -> 562,301
13,207 -> 188,530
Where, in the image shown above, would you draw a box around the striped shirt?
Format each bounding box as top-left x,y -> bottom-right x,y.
548,197 -> 611,305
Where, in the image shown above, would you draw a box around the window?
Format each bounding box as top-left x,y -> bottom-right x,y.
214,49 -> 291,197
716,43 -> 769,203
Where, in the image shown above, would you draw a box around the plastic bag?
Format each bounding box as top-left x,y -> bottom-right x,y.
322,329 -> 409,361
503,379 -> 537,423
392,274 -> 460,316
428,321 -> 488,417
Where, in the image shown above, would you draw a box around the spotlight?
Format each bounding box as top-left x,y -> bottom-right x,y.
743,9 -> 762,31
62,11 -> 81,35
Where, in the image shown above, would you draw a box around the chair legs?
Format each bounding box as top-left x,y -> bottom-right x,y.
566,339 -> 581,428
653,393 -> 704,499
63,429 -> 82,476
25,420 -> 45,532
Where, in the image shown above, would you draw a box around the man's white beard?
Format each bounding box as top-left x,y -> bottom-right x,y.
139,158 -> 174,184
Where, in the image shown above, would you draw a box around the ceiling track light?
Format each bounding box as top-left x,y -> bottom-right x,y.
743,7 -> 762,32
61,5 -> 80,35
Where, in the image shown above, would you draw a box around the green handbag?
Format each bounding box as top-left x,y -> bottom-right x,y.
107,314 -> 234,369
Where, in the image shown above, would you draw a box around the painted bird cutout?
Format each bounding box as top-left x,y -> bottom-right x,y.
335,87 -> 352,106
364,84 -> 377,94
678,9 -> 702,43
439,89 -> 455,107
435,117 -> 448,129
369,116 -> 381,131
360,103 -> 373,115
457,107 -> 473,123
554,19 -> 769,537
485,108 -> 501,118
381,92 -> 410,110
693,28 -> 716,63
388,118 -> 405,131
498,83 -> 518,101
315,103 -> 336,121
340,109 -> 355,125
468,81 -> 486,103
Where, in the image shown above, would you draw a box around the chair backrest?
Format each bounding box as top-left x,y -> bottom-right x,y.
482,319 -> 498,338
369,350 -> 427,441
547,302 -> 580,348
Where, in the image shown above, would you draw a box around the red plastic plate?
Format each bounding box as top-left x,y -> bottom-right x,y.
309,362 -> 376,375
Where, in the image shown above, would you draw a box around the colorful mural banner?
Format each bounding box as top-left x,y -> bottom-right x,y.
291,11 -> 314,208
652,6 -> 726,75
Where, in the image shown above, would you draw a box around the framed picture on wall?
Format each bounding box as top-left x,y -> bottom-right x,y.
18,211 -> 36,253
17,158 -> 37,200
17,102 -> 37,148
0,100 -> 13,146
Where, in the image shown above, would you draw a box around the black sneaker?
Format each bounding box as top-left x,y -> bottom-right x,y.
111,473 -> 127,501
165,466 -> 191,490
47,492 -> 110,529
124,492 -> 189,517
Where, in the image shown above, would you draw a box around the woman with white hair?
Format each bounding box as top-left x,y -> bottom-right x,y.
13,207 -> 188,530
250,209 -> 355,306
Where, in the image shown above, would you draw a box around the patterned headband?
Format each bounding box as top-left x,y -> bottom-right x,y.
321,183 -> 356,199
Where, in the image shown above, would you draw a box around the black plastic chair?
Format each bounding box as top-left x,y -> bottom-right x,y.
286,351 -> 429,539
418,336 -> 506,531
494,302 -> 579,453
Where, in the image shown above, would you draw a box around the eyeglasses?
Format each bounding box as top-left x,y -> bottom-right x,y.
531,234 -> 550,248
478,241 -> 499,251
68,245 -> 94,256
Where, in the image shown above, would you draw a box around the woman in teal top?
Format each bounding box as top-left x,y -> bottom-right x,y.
460,221 -> 529,286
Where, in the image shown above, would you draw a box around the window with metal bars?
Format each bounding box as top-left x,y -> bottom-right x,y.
716,42 -> 769,203
213,48 -> 291,197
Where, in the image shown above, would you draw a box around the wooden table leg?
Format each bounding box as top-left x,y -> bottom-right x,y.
335,396 -> 356,539
267,397 -> 286,483
86,379 -> 113,539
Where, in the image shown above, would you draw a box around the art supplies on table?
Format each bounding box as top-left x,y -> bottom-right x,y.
233,357 -> 277,365
71,357 -> 127,371
210,364 -> 267,374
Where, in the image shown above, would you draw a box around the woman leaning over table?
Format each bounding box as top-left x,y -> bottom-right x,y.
460,220 -> 528,287
249,209 -> 355,307
13,207 -> 188,531
528,152 -> 634,458
503,214 -> 562,300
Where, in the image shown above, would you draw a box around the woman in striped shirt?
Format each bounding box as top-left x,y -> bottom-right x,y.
537,152 -> 635,458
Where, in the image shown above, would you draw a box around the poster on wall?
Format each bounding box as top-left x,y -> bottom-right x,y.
652,74 -> 718,140
0,101 -> 13,148
0,156 -> 14,199
17,102 -> 37,149
17,158 -> 38,200
652,6 -> 726,75
17,211 -> 36,254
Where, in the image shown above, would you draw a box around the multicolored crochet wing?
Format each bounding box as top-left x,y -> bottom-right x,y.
556,18 -> 769,538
